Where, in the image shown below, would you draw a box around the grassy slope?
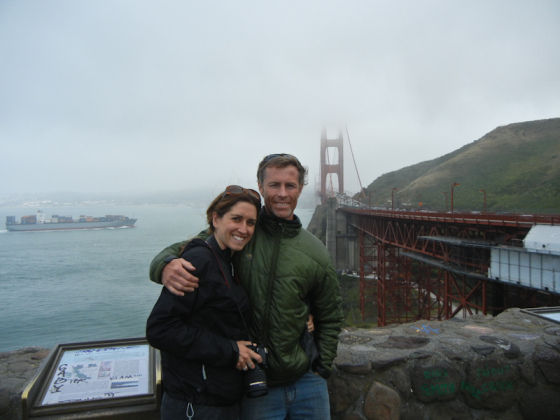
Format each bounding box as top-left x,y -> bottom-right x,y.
362,118 -> 560,213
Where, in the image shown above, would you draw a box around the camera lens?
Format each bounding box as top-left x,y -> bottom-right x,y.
244,368 -> 268,398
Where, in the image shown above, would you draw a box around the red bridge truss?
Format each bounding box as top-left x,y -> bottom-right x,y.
340,208 -> 560,326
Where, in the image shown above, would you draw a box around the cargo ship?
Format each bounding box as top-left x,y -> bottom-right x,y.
5,210 -> 137,232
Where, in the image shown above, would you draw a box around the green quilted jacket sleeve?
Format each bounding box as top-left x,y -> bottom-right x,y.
148,241 -> 188,284
149,230 -> 211,284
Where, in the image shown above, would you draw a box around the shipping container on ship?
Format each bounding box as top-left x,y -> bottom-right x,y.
5,210 -> 137,231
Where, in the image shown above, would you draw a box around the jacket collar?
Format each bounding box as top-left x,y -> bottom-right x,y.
259,207 -> 301,238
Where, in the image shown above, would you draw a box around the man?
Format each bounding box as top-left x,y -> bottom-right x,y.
149,153 -> 343,419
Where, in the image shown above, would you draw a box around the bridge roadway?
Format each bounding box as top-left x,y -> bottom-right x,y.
332,204 -> 560,326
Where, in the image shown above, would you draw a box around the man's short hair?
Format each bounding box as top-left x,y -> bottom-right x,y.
257,154 -> 308,187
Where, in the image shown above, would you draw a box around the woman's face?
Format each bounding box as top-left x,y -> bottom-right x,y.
212,201 -> 257,252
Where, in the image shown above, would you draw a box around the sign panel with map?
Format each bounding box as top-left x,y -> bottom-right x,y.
41,344 -> 151,405
22,337 -> 161,419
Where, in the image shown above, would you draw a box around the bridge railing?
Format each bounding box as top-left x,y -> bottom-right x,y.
338,207 -> 560,227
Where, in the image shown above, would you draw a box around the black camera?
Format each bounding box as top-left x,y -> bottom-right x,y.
243,345 -> 268,398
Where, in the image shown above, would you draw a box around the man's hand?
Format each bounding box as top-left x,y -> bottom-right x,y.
161,258 -> 199,296
236,341 -> 263,371
307,314 -> 314,332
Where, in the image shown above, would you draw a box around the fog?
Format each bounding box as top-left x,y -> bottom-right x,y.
1,0 -> 559,197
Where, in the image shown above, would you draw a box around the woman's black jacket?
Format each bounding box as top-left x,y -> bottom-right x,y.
146,235 -> 252,406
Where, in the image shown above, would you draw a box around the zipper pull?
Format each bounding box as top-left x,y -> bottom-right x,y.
202,364 -> 207,380
186,402 -> 194,419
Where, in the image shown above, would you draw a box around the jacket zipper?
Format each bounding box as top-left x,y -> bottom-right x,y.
262,221 -> 282,346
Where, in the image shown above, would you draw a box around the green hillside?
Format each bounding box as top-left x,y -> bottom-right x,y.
360,118 -> 560,213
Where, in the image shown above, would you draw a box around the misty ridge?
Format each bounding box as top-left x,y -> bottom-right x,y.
0,185 -> 318,209
0,189 -> 206,208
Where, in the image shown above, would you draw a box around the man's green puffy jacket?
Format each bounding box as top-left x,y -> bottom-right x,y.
149,210 -> 343,386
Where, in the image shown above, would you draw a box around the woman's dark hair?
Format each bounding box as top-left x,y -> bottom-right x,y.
206,186 -> 261,232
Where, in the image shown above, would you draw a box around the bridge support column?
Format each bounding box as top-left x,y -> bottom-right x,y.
359,230 -> 378,321
326,197 -> 337,265
325,200 -> 359,273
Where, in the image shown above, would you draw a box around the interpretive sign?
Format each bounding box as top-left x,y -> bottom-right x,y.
41,343 -> 151,405
22,337 -> 161,420
521,306 -> 560,325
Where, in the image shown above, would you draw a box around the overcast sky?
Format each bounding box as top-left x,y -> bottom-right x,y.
1,0 -> 559,196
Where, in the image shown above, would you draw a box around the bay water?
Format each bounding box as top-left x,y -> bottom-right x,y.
0,205 -> 315,353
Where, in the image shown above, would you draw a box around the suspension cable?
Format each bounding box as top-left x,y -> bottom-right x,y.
345,126 -> 365,199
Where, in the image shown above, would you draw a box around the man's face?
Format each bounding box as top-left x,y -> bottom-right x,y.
258,165 -> 303,220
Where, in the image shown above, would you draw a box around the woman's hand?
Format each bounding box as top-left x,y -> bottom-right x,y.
236,341 -> 263,371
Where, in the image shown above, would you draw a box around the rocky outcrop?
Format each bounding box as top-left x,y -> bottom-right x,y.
2,308 -> 560,420
329,308 -> 560,420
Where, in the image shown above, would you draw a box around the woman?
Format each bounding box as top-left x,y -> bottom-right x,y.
147,185 -> 263,420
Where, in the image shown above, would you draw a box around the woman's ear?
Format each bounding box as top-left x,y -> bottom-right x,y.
212,212 -> 220,230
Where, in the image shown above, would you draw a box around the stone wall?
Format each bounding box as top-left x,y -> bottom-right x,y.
0,347 -> 50,420
329,308 -> 560,420
3,308 -> 560,420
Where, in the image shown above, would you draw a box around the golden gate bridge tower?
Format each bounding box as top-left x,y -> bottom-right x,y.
320,128 -> 344,204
